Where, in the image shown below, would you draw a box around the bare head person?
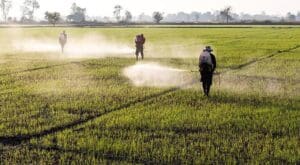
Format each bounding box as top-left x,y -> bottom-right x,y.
135,33 -> 146,60
59,30 -> 68,53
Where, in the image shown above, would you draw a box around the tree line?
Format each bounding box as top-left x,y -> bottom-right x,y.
1,1 -> 299,25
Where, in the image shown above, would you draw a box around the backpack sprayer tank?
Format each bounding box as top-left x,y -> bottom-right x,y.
199,51 -> 213,67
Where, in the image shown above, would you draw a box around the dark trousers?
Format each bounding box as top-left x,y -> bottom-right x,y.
135,46 -> 144,60
200,71 -> 213,96
200,64 -> 213,96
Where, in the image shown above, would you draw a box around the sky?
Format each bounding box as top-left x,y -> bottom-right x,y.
9,0 -> 300,20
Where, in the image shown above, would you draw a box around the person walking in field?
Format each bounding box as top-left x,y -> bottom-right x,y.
199,46 -> 217,97
59,30 -> 67,53
135,34 -> 146,60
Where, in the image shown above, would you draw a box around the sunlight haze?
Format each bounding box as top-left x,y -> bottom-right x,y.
9,0 -> 300,20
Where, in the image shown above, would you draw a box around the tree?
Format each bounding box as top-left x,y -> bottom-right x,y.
138,13 -> 152,22
67,3 -> 86,23
113,5 -> 122,22
286,12 -> 296,22
21,0 -> 40,21
0,0 -> 11,22
191,12 -> 200,22
124,10 -> 132,23
153,12 -> 164,24
103,16 -> 110,23
45,11 -> 60,26
219,6 -> 233,23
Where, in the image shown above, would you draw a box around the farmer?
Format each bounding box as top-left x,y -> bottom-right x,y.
135,34 -> 146,60
199,46 -> 217,97
59,30 -> 67,53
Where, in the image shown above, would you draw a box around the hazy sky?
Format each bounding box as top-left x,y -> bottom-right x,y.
9,0 -> 300,19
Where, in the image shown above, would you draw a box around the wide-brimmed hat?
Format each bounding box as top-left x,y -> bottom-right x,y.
204,46 -> 213,52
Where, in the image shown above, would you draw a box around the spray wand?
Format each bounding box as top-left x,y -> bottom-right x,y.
189,70 -> 221,88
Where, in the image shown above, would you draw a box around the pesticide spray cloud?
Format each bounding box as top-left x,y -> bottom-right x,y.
123,62 -> 295,96
11,34 -> 134,58
123,63 -> 195,88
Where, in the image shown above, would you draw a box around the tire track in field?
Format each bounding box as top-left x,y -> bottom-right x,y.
228,44 -> 300,71
210,44 -> 300,85
0,63 -> 69,77
1,44 -> 299,146
1,81 -> 296,146
0,61 -> 82,77
1,43 -> 298,79
192,44 -> 300,82
0,86 -> 181,145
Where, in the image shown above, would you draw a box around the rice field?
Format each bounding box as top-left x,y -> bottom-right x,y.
0,27 -> 299,164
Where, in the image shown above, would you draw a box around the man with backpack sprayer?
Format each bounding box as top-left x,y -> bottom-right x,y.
135,34 -> 146,60
199,46 -> 217,97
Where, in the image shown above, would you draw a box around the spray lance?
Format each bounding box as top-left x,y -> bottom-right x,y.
189,70 -> 221,89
